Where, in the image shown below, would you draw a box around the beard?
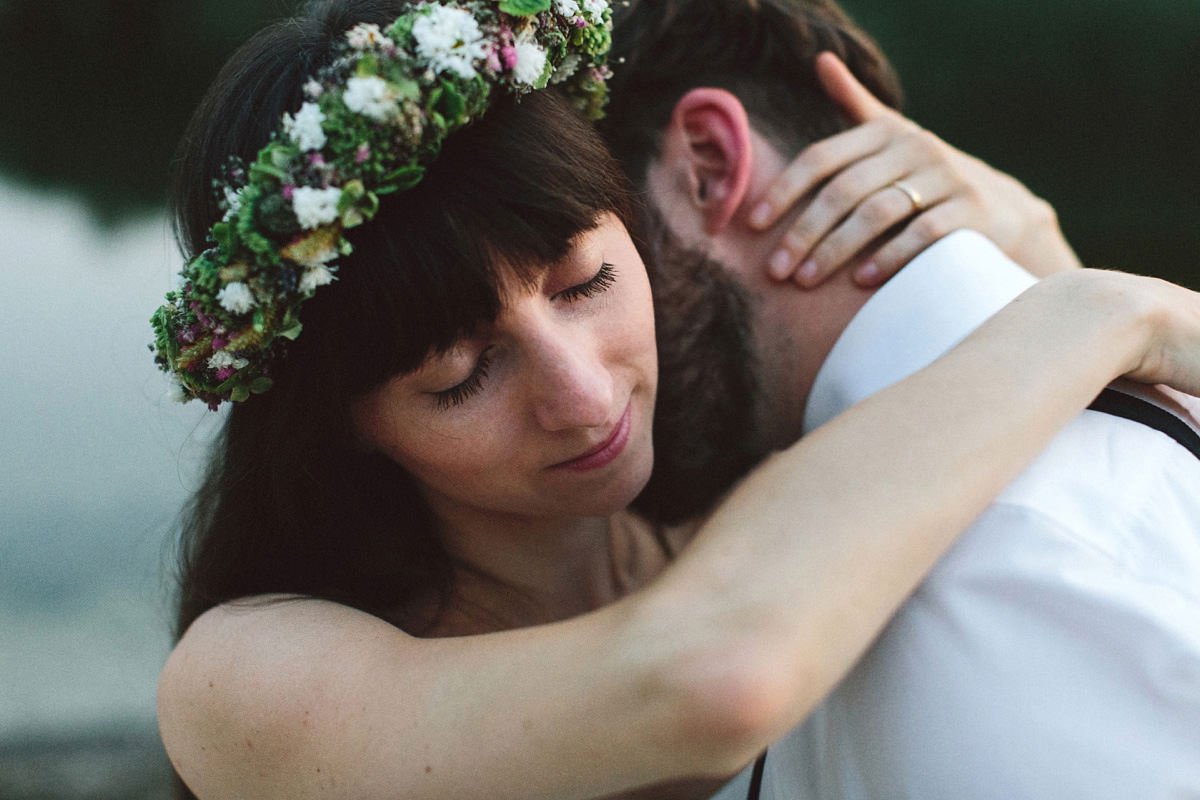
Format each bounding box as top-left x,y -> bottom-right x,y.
631,208 -> 769,525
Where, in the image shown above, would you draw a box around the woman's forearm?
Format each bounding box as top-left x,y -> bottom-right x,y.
634,269 -> 1178,769
160,270 -> 1200,798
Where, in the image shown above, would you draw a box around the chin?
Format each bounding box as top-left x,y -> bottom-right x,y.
572,437 -> 655,518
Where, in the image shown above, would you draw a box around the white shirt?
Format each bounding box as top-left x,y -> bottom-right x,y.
710,230 -> 1200,800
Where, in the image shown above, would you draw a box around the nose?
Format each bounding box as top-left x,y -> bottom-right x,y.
527,330 -> 614,432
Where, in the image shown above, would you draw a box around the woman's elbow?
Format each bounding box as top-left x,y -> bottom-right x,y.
654,640 -> 814,776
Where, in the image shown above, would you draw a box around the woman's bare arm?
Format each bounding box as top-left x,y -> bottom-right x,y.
158,268 -> 1200,799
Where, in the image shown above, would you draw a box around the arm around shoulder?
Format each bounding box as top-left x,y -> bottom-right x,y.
158,269 -> 1200,799
157,593 -> 782,800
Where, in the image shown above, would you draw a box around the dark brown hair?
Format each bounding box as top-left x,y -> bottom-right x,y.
602,0 -> 902,524
168,0 -> 633,643
599,0 -> 902,187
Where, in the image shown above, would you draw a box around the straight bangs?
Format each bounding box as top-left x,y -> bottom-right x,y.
287,89 -> 634,401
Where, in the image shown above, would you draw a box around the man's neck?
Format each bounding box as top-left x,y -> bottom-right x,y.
801,230 -> 1039,434
748,266 -> 874,450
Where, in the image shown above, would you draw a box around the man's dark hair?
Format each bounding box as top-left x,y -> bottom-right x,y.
600,0 -> 902,188
605,0 -> 903,524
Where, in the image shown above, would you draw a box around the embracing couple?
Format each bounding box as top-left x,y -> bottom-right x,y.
154,1 -> 1200,798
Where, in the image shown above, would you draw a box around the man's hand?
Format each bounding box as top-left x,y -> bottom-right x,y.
749,52 -> 1083,288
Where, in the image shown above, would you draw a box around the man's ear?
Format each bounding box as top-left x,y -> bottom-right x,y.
659,88 -> 754,236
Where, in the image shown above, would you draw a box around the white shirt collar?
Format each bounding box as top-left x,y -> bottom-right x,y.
802,230 -> 1038,433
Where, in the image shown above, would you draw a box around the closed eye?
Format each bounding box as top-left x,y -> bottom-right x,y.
431,346 -> 494,410
552,262 -> 616,302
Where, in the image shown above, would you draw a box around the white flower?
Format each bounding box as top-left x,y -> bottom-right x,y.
208,350 -> 250,371
554,0 -> 581,16
222,186 -> 243,220
282,102 -> 327,151
166,375 -> 189,403
292,186 -> 343,229
412,4 -> 487,79
550,52 -> 581,84
299,263 -> 336,293
342,75 -> 397,122
511,35 -> 547,86
346,22 -> 394,51
217,281 -> 256,314
304,79 -> 324,99
581,0 -> 607,19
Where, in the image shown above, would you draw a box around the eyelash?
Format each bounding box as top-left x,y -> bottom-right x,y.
432,263 -> 618,410
555,262 -> 617,302
433,346 -> 493,410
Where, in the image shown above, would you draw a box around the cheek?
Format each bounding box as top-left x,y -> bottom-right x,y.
383,415 -> 506,478
626,266 -> 659,378
354,393 -> 486,480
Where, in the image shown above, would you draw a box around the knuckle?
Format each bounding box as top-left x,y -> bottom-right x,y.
911,211 -> 951,242
1030,196 -> 1058,225
798,141 -> 834,177
957,183 -> 984,208
784,228 -> 814,253
857,195 -> 895,229
810,241 -> 842,272
910,129 -> 942,159
822,174 -> 868,211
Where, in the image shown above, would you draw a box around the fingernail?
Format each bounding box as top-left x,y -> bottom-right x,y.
768,250 -> 792,279
855,261 -> 881,285
749,203 -> 772,228
797,259 -> 819,285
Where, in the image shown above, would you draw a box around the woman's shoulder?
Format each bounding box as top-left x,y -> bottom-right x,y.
160,595 -> 409,721
158,595 -> 418,795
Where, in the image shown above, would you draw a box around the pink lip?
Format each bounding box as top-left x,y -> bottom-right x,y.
550,402 -> 632,472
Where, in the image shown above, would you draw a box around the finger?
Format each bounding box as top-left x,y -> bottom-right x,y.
749,118 -> 895,233
771,138 -> 933,283
800,181 -> 935,287
857,197 -> 970,287
815,51 -> 895,124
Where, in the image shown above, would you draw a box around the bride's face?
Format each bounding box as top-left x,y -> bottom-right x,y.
352,213 -> 657,520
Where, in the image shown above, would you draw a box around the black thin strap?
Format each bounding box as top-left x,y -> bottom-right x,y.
1088,388 -> 1200,460
746,750 -> 767,800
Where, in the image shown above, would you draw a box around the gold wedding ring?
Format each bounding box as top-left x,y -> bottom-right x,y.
890,180 -> 923,212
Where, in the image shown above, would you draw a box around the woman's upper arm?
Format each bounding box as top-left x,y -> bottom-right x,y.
157,596 -> 771,800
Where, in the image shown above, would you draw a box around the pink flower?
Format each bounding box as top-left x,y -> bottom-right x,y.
282,184 -> 295,201
485,45 -> 503,73
307,153 -> 326,166
355,143 -> 370,164
500,45 -> 518,70
215,367 -> 236,380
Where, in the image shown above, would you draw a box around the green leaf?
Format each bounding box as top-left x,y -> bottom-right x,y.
212,222 -> 231,249
499,0 -> 551,16
337,179 -> 366,214
250,376 -> 274,394
279,320 -> 303,341
355,52 -> 381,77
230,385 -> 251,403
252,308 -> 266,333
382,165 -> 425,191
436,79 -> 466,123
248,161 -> 289,182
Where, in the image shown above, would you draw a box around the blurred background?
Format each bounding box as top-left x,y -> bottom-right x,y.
0,0 -> 1196,797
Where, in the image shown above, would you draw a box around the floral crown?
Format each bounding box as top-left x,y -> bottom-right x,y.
150,0 -> 612,409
